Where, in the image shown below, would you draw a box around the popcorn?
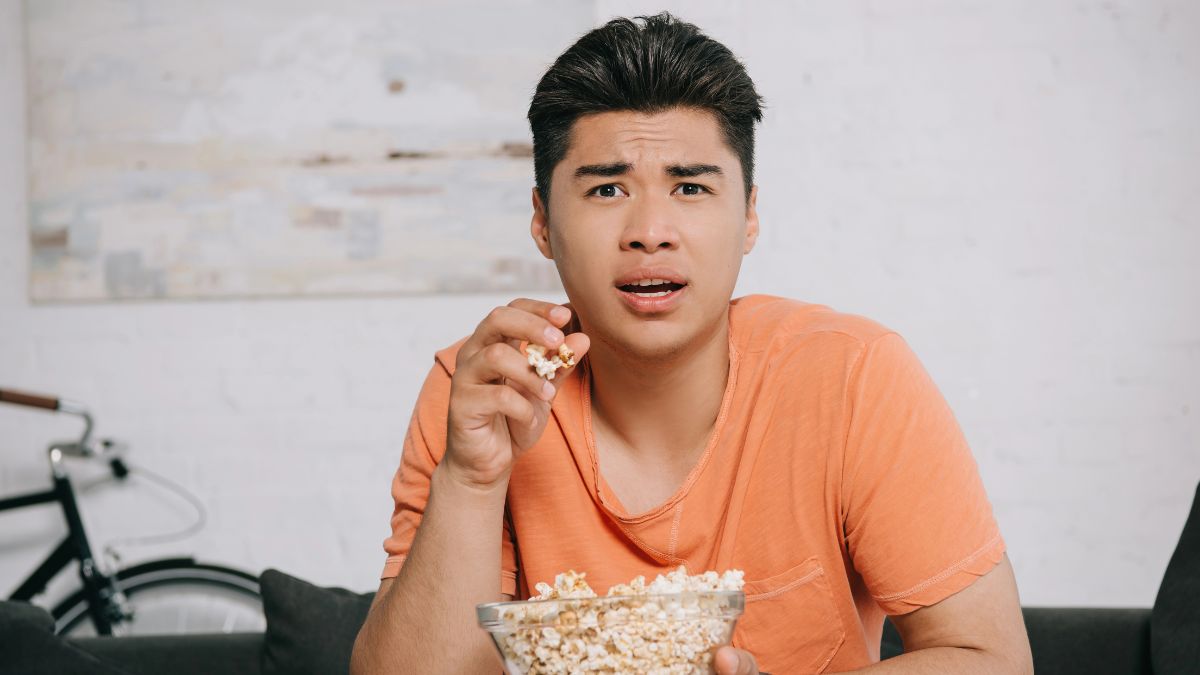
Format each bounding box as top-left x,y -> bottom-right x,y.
526,343 -> 576,380
533,570 -> 597,600
488,566 -> 744,674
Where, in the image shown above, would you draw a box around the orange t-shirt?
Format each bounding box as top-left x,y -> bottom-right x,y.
381,295 -> 1005,674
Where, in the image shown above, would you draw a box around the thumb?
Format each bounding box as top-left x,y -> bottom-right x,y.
714,646 -> 757,674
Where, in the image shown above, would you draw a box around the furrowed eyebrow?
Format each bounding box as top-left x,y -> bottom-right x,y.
572,162 -> 724,180
666,164 -> 723,178
573,162 -> 633,179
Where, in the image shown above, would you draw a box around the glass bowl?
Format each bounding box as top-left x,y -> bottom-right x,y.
477,590 -> 745,674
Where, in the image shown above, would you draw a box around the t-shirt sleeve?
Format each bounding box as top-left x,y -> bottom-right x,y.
841,332 -> 1005,615
379,359 -> 518,597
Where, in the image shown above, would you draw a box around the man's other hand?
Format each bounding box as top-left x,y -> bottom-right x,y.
714,645 -> 759,675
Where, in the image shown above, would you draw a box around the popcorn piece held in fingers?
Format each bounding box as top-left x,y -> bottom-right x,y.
558,343 -> 576,367
526,343 -> 577,381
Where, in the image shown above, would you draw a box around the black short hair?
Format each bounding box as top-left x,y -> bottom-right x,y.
527,12 -> 764,208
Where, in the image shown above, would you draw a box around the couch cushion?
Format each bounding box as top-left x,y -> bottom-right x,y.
879,606 -> 1151,673
259,569 -> 374,675
0,600 -> 133,675
1025,607 -> 1151,674
72,632 -> 264,675
1153,480 -> 1200,673
880,617 -> 904,659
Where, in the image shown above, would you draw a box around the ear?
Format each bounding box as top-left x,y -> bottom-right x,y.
743,185 -> 760,255
531,187 -> 554,260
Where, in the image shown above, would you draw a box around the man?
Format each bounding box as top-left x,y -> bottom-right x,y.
352,13 -> 1032,674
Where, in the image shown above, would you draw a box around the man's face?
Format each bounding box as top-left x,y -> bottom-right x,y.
531,107 -> 759,361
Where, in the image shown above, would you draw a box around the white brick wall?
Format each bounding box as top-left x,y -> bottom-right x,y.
2,0 -> 1198,609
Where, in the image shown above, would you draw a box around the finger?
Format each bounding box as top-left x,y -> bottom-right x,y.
506,298 -> 572,328
460,305 -> 567,363
714,646 -> 757,675
465,342 -> 557,402
542,331 -> 591,391
501,299 -> 573,353
456,382 -> 537,430
562,331 -> 589,358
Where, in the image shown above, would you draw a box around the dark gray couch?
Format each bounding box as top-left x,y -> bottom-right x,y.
0,589 -> 1157,675
3,480 -> 1195,675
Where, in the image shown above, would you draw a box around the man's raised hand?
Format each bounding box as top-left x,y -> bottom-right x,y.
443,299 -> 590,489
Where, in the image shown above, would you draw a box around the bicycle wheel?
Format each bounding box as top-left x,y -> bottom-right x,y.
52,558 -> 265,636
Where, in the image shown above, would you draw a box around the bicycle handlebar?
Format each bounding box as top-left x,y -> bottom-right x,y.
1,387 -> 112,466
0,388 -> 61,411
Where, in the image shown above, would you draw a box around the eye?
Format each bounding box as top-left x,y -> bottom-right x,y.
674,183 -> 711,197
587,184 -> 627,199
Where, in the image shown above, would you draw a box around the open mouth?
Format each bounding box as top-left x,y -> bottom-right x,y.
616,279 -> 687,297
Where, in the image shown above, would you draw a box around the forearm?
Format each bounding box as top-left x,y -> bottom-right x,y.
837,647 -> 1030,674
352,467 -> 508,674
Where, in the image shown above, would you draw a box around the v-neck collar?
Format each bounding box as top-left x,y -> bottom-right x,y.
576,312 -> 741,525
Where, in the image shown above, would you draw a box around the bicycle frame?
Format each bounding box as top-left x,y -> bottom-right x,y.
1,387 -> 128,633
2,447 -> 125,634
1,387 -> 264,636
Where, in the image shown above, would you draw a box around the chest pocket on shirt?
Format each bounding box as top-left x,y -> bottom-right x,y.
732,556 -> 846,674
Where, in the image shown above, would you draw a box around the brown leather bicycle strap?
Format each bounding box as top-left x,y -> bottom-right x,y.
0,388 -> 60,410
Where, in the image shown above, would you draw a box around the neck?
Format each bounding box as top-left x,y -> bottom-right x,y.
586,314 -> 731,460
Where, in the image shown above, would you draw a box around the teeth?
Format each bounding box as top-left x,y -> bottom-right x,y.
618,278 -> 684,297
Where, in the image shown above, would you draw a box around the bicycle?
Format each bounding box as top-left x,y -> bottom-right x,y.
1,387 -> 266,636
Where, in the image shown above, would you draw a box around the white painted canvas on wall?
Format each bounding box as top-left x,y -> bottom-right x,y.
26,0 -> 586,302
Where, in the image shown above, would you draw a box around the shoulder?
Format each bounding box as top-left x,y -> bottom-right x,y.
432,337 -> 470,377
405,337 -> 468,419
730,294 -> 896,359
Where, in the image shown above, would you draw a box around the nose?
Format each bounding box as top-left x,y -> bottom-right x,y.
619,196 -> 680,253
